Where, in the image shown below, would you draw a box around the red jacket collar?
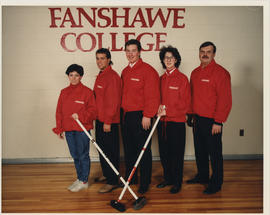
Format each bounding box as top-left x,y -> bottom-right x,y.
200,59 -> 216,70
165,68 -> 177,76
128,58 -> 143,70
99,65 -> 112,75
69,82 -> 83,89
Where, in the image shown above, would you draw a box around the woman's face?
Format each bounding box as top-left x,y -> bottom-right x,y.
68,71 -> 82,85
163,52 -> 177,70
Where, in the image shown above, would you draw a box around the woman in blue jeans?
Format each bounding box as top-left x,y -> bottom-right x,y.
53,64 -> 97,192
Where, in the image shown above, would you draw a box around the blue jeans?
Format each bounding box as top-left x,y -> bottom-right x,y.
65,131 -> 90,182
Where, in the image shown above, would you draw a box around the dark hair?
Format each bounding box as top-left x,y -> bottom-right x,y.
96,48 -> 113,65
200,41 -> 216,53
65,64 -> 84,76
159,45 -> 181,69
125,39 -> 142,52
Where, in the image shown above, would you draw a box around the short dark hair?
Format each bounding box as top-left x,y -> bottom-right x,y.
96,48 -> 113,65
65,64 -> 84,76
200,41 -> 216,53
159,45 -> 181,69
125,39 -> 142,52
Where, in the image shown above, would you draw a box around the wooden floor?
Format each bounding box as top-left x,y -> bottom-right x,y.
2,160 -> 263,213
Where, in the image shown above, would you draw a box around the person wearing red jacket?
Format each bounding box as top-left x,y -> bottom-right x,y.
121,39 -> 160,194
93,48 -> 121,193
53,64 -> 97,192
156,46 -> 191,194
186,41 -> 232,194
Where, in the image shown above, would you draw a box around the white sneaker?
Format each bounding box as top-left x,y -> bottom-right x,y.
67,179 -> 80,191
69,181 -> 88,192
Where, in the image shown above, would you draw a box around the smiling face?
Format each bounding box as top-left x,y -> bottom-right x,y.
125,44 -> 140,64
96,53 -> 110,71
68,71 -> 82,85
163,52 -> 177,70
199,45 -> 216,67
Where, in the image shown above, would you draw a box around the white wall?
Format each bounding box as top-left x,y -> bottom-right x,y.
2,6 -> 263,160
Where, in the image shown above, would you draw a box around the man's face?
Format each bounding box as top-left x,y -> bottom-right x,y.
125,44 -> 140,64
199,45 -> 215,66
96,53 -> 110,71
68,71 -> 82,85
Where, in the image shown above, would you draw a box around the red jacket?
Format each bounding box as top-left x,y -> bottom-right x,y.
52,82 -> 97,134
160,68 -> 191,122
190,59 -> 232,123
121,58 -> 160,117
94,66 -> 121,124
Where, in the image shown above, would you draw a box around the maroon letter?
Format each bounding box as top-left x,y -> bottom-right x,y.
130,8 -> 148,28
61,32 -> 77,52
170,8 -> 185,28
49,8 -> 61,28
76,33 -> 96,52
110,33 -> 123,51
136,33 -> 154,51
146,8 -> 172,28
60,8 -> 79,28
96,33 -> 104,49
77,8 -> 97,28
111,8 -> 131,28
155,32 -> 167,51
123,32 -> 136,44
98,8 -> 111,28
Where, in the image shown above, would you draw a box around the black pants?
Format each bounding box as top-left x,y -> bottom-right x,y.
157,121 -> 186,187
95,120 -> 120,185
122,111 -> 152,187
193,115 -> 223,188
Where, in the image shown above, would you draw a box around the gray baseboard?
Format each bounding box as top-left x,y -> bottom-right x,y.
2,154 -> 263,164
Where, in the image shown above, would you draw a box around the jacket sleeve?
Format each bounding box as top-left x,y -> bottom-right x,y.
103,75 -> 121,124
214,71 -> 232,123
184,78 -> 192,116
187,73 -> 194,114
52,91 -> 64,135
166,76 -> 191,119
78,89 -> 97,124
143,67 -> 160,118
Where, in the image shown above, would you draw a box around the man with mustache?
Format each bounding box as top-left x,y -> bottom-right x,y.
186,41 -> 232,194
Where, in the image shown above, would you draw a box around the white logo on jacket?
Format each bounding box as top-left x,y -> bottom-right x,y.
131,78 -> 140,82
97,85 -> 103,88
169,86 -> 179,90
201,79 -> 210,82
75,100 -> 84,104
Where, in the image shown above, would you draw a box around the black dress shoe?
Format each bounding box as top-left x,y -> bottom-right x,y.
156,181 -> 172,188
170,185 -> 181,194
186,177 -> 209,184
203,186 -> 221,194
138,185 -> 149,194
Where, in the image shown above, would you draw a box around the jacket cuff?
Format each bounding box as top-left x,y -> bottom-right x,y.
104,119 -> 112,125
143,112 -> 154,118
52,127 -> 63,135
214,121 -> 223,126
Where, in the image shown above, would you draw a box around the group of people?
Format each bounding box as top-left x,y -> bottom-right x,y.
52,39 -> 232,196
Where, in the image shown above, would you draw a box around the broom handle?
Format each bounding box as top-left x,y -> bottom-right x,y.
75,119 -> 138,200
118,112 -> 162,201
